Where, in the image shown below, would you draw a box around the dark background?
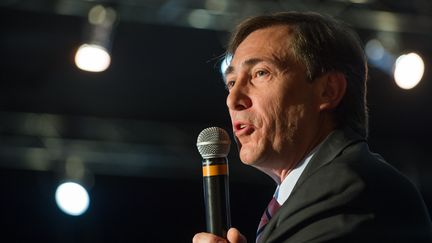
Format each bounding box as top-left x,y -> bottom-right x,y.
1,0 -> 431,242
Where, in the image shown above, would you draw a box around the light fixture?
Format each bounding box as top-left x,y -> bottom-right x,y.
55,181 -> 90,216
393,52 -> 424,90
365,36 -> 426,91
55,156 -> 93,216
75,44 -> 111,72
74,5 -> 117,72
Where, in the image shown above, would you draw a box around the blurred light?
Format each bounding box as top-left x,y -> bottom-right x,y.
22,113 -> 60,137
188,9 -> 212,29
377,32 -> 399,52
74,5 -> 116,72
25,148 -> 50,171
394,53 -> 424,90
205,0 -> 228,11
376,12 -> 399,32
88,5 -> 116,25
55,182 -> 90,216
65,156 -> 85,179
220,54 -> 232,75
89,5 -> 107,25
365,39 -> 384,61
364,37 -> 396,75
75,44 -> 111,72
349,0 -> 370,3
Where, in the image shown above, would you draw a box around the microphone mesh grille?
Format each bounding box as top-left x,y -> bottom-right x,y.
196,127 -> 231,159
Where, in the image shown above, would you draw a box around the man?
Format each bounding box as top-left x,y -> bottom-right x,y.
193,12 -> 432,242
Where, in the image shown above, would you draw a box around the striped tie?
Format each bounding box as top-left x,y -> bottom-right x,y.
256,197 -> 281,242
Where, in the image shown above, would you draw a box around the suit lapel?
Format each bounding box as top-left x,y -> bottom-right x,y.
294,127 -> 365,190
258,127 -> 365,242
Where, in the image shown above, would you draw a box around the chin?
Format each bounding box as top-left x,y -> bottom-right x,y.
239,148 -> 266,167
239,155 -> 254,165
239,150 -> 256,165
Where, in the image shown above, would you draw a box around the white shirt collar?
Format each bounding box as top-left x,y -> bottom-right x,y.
274,141 -> 324,205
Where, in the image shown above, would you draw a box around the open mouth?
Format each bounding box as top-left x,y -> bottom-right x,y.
234,122 -> 254,135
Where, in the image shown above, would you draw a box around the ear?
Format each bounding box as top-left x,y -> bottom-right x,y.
317,72 -> 347,111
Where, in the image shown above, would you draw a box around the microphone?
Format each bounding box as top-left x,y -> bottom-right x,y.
196,127 -> 232,238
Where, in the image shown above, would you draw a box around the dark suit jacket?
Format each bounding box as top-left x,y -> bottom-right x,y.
259,127 -> 432,243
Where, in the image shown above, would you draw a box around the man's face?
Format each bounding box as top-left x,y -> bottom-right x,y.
225,25 -> 322,170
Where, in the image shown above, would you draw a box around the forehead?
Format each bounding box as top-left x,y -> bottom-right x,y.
234,25 -> 295,64
238,25 -> 295,51
224,25 -> 296,76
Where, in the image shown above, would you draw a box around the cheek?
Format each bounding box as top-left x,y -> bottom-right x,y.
276,104 -> 306,142
287,105 -> 305,129
256,98 -> 283,140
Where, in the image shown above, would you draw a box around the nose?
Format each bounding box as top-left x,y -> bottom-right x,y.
226,83 -> 252,111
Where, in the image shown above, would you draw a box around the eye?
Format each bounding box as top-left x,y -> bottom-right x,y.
253,69 -> 270,79
225,80 -> 235,91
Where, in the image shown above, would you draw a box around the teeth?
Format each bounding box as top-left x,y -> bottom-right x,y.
240,124 -> 246,129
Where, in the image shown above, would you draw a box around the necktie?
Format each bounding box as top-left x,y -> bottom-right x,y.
256,197 -> 281,242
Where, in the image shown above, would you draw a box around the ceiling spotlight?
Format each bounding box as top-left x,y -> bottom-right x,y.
394,52 -> 424,90
55,181 -> 90,216
74,5 -> 117,72
75,44 -> 111,72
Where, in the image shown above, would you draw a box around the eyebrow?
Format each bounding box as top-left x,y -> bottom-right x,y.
224,58 -> 265,79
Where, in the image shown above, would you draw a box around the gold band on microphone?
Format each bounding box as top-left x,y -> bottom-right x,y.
202,164 -> 228,177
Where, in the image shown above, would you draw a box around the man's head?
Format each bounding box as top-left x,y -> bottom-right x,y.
223,12 -> 368,175
226,12 -> 368,137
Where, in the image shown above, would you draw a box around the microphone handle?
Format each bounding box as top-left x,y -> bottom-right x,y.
202,157 -> 231,238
